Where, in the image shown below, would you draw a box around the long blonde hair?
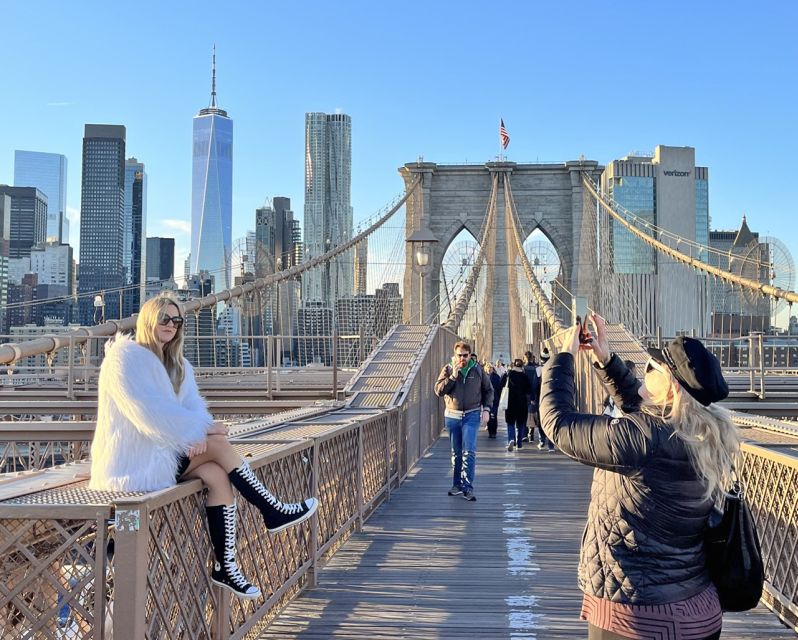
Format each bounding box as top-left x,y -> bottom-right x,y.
641,370 -> 741,507
135,293 -> 185,394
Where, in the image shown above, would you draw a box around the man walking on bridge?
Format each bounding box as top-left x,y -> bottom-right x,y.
435,341 -> 493,501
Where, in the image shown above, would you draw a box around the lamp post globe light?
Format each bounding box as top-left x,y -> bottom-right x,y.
407,228 -> 438,324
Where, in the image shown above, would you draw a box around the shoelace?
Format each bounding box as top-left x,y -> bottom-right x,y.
224,560 -> 251,589
221,505 -> 251,589
240,464 -> 285,510
278,502 -> 305,515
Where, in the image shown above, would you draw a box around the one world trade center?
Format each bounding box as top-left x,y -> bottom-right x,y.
191,47 -> 232,291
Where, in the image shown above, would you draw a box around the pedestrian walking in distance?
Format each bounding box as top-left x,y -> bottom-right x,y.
435,341 -> 494,502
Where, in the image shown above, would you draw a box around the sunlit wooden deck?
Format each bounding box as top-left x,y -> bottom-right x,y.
265,428 -> 794,639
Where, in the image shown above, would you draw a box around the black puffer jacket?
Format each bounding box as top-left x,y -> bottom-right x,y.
540,352 -> 713,604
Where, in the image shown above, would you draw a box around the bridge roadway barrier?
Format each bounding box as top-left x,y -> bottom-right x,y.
544,322 -> 798,632
0,324 -> 456,638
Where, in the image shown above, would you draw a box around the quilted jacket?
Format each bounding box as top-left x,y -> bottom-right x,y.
540,352 -> 713,604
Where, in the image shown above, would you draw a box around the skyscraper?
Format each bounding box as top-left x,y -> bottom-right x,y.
303,112 -> 353,304
13,151 -> 68,243
600,145 -> 709,336
146,237 -> 175,281
78,124 -> 126,324
255,197 -> 301,348
123,158 -> 147,317
0,193 -> 9,330
255,197 -> 296,277
191,48 -> 233,291
0,186 -> 48,259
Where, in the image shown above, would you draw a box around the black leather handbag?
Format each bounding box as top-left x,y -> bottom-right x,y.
704,478 -> 765,612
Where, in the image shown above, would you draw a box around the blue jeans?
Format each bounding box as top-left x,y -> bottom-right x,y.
507,420 -> 526,447
445,410 -> 480,491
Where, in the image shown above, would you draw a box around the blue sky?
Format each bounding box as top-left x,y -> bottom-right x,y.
1,1 -> 796,281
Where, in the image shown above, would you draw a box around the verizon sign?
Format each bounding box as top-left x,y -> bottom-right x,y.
663,170 -> 690,177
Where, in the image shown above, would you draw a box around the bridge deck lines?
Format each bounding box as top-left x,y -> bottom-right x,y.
265,430 -> 793,639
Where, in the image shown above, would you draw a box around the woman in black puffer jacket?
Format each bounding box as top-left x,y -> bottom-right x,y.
540,314 -> 740,640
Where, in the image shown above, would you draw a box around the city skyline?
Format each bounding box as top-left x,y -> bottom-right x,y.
1,3 -> 796,280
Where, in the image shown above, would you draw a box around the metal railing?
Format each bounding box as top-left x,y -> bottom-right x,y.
0,333 -> 378,400
0,324 -> 450,638
740,441 -> 798,630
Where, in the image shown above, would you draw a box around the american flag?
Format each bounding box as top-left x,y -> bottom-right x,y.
499,119 -> 510,149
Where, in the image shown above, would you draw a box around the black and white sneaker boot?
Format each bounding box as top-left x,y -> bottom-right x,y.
206,504 -> 261,599
229,461 -> 319,534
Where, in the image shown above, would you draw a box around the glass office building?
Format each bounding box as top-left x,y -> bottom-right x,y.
123,158 -> 147,316
190,58 -> 232,292
606,173 -> 657,274
146,237 -> 175,281
302,112 -> 353,305
13,150 -> 67,244
601,145 -> 709,336
695,171 -> 709,260
78,124 -> 126,324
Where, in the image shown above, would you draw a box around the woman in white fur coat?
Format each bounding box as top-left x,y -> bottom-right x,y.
90,293 -> 318,598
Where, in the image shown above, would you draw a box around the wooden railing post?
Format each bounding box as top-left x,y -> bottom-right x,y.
385,414 -> 392,499
308,440 -> 320,588
111,498 -> 150,640
356,423 -> 364,532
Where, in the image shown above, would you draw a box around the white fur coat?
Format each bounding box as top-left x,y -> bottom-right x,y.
89,334 -> 213,492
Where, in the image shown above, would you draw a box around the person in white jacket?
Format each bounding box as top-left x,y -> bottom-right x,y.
89,293 -> 318,598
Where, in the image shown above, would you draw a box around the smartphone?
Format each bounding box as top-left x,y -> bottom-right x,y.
576,315 -> 593,345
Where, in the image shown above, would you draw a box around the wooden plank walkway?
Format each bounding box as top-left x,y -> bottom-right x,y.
265,428 -> 794,639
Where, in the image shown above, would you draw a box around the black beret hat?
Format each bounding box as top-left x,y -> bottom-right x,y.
646,336 -> 728,406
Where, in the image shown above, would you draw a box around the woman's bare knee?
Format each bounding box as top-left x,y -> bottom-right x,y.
187,462 -> 233,505
206,434 -> 240,470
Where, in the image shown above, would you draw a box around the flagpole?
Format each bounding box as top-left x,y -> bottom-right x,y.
498,118 -> 503,161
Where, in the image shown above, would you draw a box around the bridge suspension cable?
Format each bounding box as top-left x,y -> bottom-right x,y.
504,174 -> 566,334
442,172 -> 500,333
0,178 -> 421,365
582,174 -> 798,305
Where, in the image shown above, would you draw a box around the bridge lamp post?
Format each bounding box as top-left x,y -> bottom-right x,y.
275,257 -> 283,339
407,229 -> 438,324
93,294 -> 105,326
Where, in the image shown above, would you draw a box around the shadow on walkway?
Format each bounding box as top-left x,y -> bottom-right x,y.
265,428 -> 793,639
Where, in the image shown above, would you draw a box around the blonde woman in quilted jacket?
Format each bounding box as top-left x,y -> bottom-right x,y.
539,314 -> 740,640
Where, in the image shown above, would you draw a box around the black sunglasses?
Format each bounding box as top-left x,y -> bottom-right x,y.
455,352 -> 471,359
159,315 -> 184,328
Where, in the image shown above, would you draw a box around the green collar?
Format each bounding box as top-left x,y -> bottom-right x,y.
460,359 -> 476,379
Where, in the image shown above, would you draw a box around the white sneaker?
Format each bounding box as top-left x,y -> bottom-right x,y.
537,442 -> 546,450
507,441 -> 515,451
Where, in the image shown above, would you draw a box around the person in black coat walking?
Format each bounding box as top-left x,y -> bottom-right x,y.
540,314 -> 741,640
504,358 -> 532,451
486,363 -> 502,439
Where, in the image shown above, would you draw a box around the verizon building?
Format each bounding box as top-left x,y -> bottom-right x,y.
601,145 -> 709,337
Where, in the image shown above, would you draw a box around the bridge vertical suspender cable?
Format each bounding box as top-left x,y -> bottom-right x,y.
504,175 -> 566,335
443,172 -> 500,334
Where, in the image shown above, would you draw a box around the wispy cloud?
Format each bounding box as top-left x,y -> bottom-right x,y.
161,219 -> 191,234
46,101 -> 73,107
66,206 -> 80,223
